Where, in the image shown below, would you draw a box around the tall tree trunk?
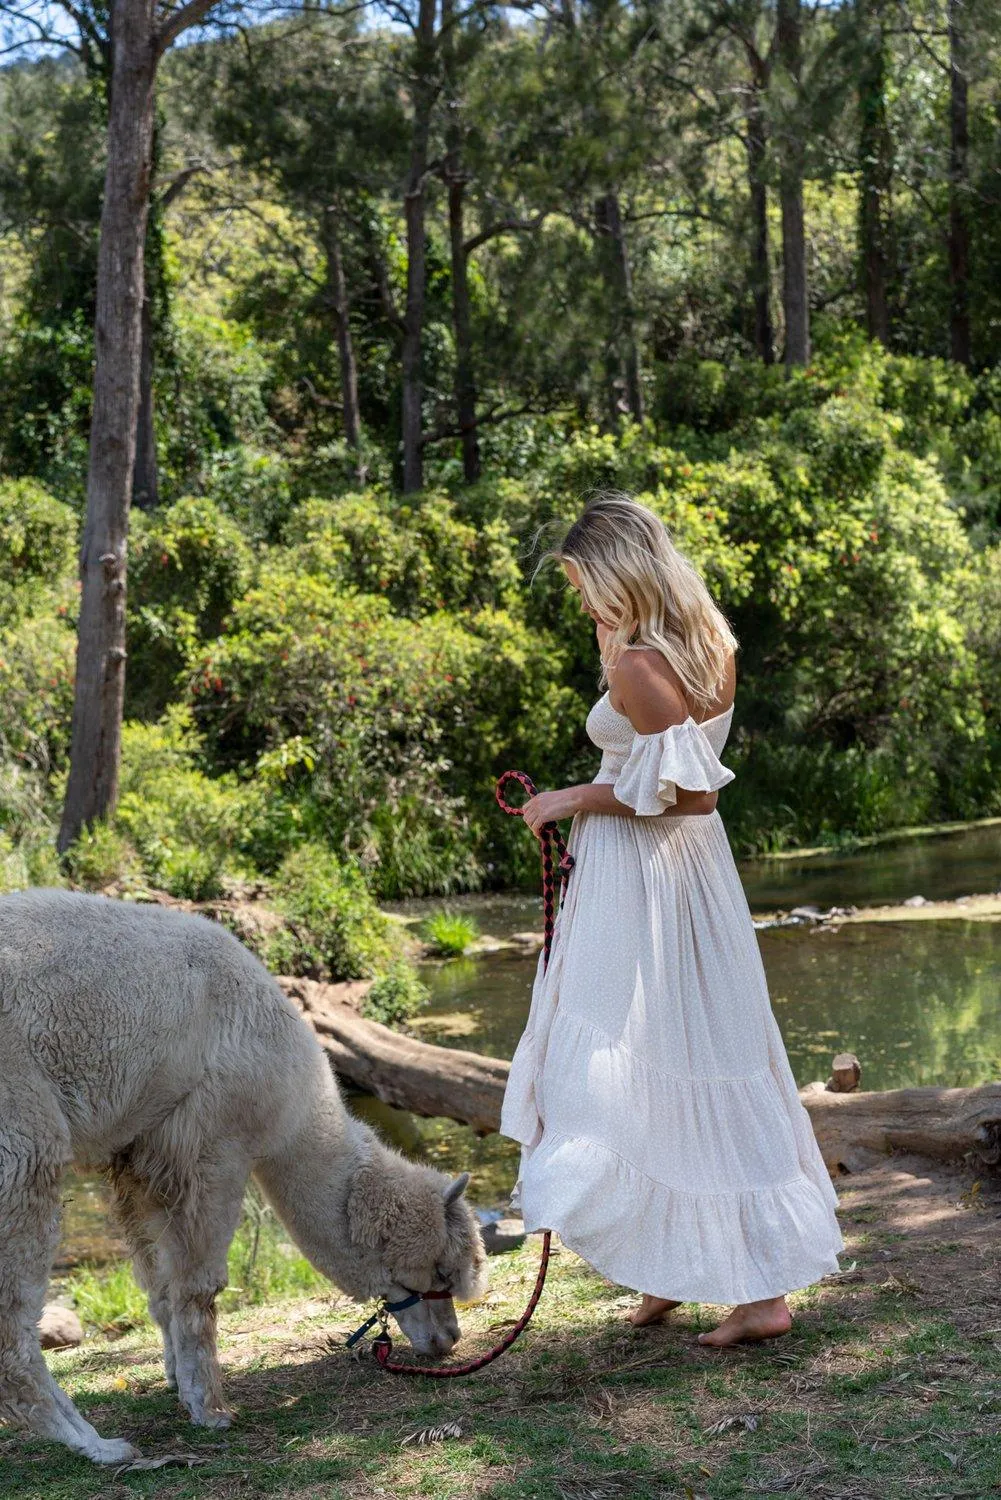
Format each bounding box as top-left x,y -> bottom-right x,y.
441,0 -> 480,483
745,51 -> 774,364
401,0 -> 437,495
777,0 -> 810,368
59,0 -> 157,852
594,191 -> 643,424
321,203 -> 363,474
447,169 -> 480,482
133,119 -> 162,511
132,284 -> 159,509
858,0 -> 891,344
948,0 -> 971,366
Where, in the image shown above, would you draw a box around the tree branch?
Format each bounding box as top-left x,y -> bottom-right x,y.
463,211 -> 550,256
155,0 -> 218,57
420,397 -> 565,448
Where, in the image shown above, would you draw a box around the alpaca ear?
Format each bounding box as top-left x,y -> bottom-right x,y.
443,1172 -> 470,1206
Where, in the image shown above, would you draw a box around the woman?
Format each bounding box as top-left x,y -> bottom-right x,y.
500,493 -> 844,1347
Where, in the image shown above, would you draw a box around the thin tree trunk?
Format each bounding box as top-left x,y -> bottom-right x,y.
321,204 -> 363,471
594,191 -> 643,424
401,0 -> 437,495
745,52 -> 774,364
858,0 -> 891,344
948,0 -> 971,366
132,284 -> 159,509
441,0 -> 480,483
59,0 -> 157,852
447,170 -> 480,481
777,0 -> 810,368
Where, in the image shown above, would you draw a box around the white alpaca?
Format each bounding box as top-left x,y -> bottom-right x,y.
0,889 -> 487,1464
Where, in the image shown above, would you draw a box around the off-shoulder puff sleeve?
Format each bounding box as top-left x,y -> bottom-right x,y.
613,719 -> 735,816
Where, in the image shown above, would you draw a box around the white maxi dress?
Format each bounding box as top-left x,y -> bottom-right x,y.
500,692 -> 845,1305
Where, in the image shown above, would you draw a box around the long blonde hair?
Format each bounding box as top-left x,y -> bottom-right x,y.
545,492 -> 738,716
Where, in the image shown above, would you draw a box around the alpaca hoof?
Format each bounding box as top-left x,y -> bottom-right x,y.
192,1406 -> 232,1431
85,1436 -> 141,1466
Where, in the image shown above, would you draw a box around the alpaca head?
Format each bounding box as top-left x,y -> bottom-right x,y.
346,1152 -> 488,1357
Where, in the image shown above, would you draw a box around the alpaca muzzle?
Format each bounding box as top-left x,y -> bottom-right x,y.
345,1287 -> 454,1352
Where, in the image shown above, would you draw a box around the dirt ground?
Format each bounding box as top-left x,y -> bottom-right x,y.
828,1150 -> 1001,1330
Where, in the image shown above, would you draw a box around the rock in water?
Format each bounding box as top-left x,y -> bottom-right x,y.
481,1218 -> 527,1255
39,1305 -> 84,1350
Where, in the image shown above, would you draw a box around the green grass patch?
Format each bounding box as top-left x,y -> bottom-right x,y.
421,909 -> 479,957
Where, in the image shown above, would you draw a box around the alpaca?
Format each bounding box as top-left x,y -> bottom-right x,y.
0,889 -> 487,1464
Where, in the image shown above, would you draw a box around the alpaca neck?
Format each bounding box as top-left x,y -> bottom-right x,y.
253,1066 -> 379,1300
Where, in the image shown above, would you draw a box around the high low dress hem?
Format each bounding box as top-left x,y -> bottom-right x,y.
500,692 -> 845,1306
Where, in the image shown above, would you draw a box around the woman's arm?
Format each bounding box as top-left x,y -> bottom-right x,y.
521,781 -> 717,834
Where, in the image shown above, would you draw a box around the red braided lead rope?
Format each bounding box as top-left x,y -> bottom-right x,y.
370,771 -> 572,1378
495,770 -> 575,969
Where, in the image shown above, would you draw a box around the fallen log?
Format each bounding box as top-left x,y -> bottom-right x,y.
800,1080 -> 1001,1175
278,978 -> 1001,1173
279,977 -> 509,1136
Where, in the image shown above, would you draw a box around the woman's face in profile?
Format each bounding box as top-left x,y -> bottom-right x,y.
564,559 -> 600,622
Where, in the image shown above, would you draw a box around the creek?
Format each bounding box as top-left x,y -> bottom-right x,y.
60,822 -> 1001,1256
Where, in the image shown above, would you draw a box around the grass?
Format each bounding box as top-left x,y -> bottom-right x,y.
421,909 -> 480,958
61,1191 -> 328,1337
14,1203 -> 1001,1500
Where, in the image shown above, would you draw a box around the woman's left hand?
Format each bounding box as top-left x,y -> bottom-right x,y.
521,787 -> 581,836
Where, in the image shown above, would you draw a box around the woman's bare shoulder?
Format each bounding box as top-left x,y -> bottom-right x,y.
611,648 -> 689,733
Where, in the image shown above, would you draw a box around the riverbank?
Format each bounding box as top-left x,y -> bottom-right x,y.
23,1153 -> 1001,1500
745,815 -> 1001,864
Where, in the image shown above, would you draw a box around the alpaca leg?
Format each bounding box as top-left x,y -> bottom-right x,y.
106,1169 -> 175,1389
158,1149 -> 249,1429
0,1077 -> 139,1464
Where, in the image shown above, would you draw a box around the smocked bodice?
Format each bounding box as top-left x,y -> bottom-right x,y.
586,691 -> 734,790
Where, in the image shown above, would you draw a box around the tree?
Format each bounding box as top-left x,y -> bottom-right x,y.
776,0 -> 810,366
947,0 -> 971,365
210,16 -> 408,478
46,0 -> 226,852
857,0 -> 892,343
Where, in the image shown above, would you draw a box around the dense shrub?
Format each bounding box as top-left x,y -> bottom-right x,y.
361,959 -> 430,1027
127,496 -> 255,718
282,491 -> 523,617
115,709 -> 298,896
0,478 -> 77,622
265,842 -> 397,981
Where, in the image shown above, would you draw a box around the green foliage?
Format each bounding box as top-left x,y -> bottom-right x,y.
157,308 -> 275,499
0,826 -> 62,894
127,495 -> 254,718
62,824 -> 139,891
420,909 -> 479,957
0,479 -> 77,623
361,958 -> 431,1027
366,794 -> 483,900
190,524 -> 578,890
282,491 -> 522,616
115,708 -> 298,897
266,842 -> 397,981
0,612 -> 77,775
223,1189 -> 327,1307
67,1190 -> 327,1333
68,1262 -> 151,1336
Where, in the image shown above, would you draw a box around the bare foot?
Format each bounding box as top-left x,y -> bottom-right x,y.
626,1295 -> 683,1327
697,1297 -> 792,1347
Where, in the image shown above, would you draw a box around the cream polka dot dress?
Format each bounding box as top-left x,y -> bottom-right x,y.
500,691 -> 845,1305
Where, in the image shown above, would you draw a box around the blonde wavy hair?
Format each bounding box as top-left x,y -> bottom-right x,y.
544,492 -> 738,717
